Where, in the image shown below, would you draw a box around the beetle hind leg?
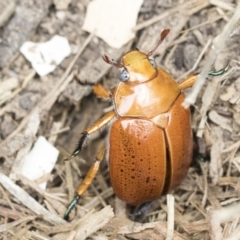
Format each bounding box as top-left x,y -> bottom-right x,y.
64,144 -> 106,220
130,201 -> 152,222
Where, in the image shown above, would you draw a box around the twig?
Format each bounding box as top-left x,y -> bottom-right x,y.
0,172 -> 65,225
166,194 -> 175,240
0,1 -> 16,27
177,39 -> 212,81
208,203 -> 240,240
134,0 -> 209,31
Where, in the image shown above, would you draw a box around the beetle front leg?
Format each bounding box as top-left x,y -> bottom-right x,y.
178,74 -> 198,90
65,110 -> 115,161
178,65 -> 229,90
64,144 -> 106,220
93,84 -> 111,99
74,68 -> 111,100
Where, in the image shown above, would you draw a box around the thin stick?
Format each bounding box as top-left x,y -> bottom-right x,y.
177,39 -> 212,81
134,0 -> 208,31
166,194 -> 175,240
0,172 -> 65,224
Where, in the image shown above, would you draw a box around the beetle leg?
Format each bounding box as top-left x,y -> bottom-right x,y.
178,65 -> 229,90
130,201 -> 152,222
93,84 -> 111,99
178,73 -> 198,90
65,111 -> 115,161
64,144 -> 106,220
73,68 -> 111,99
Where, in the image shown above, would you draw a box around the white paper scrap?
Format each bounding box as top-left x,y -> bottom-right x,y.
20,35 -> 71,76
82,0 -> 143,49
21,136 -> 59,190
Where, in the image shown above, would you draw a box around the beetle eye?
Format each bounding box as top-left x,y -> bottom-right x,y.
149,58 -> 157,68
119,69 -> 129,81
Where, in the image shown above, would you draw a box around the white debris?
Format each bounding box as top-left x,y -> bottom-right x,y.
20,35 -> 71,76
82,0 -> 143,49
20,136 -> 59,190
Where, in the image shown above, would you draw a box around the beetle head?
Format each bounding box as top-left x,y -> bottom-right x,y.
120,50 -> 157,83
102,29 -> 170,84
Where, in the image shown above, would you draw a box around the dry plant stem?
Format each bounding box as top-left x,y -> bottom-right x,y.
0,185 -> 19,218
216,7 -> 230,22
0,172 -> 65,225
66,232 -> 76,240
208,202 -> 240,240
0,32 -> 94,149
118,221 -> 159,235
115,197 -> 127,219
134,0 -> 208,31
224,225 -> 240,240
45,126 -> 70,137
84,188 -> 114,210
65,160 -> 75,201
0,216 -> 34,232
166,194 -> 175,240
177,39 -> 212,81
210,0 -> 234,11
198,162 -> 208,207
90,184 -> 108,208
181,14 -> 224,34
183,4 -> 240,108
18,174 -> 67,204
0,1 -> 16,27
28,231 -> 53,240
47,122 -> 62,144
74,206 -> 114,240
222,140 -> 240,153
196,79 -> 218,138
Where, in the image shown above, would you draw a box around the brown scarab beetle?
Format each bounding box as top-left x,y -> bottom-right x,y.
64,29 -> 228,220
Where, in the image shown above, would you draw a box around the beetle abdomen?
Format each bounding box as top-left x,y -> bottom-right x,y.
109,118 -> 167,205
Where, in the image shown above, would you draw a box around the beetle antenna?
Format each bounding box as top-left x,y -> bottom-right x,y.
102,55 -> 124,68
147,29 -> 170,57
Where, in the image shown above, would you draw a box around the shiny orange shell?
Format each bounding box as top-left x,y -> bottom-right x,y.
107,44 -> 193,205
109,93 -> 192,205
113,67 -> 180,118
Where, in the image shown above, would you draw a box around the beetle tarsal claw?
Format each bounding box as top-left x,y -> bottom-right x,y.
208,64 -> 229,76
63,132 -> 88,162
64,195 -> 81,220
